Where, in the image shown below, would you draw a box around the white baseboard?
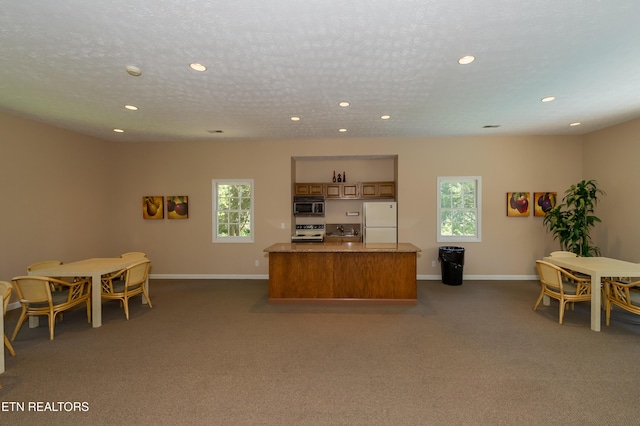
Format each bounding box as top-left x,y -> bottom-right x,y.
150,274 -> 270,280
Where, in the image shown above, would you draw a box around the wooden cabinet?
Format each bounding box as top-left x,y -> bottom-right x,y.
323,235 -> 362,243
294,183 -> 324,196
377,182 -> 396,198
359,182 -> 396,199
295,181 -> 395,199
326,183 -> 358,199
267,249 -> 418,303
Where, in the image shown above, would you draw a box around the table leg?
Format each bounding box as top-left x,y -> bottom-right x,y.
591,272 -> 602,332
29,316 -> 39,328
91,272 -> 102,328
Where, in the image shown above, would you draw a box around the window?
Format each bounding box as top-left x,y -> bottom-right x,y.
212,179 -> 254,243
437,176 -> 481,242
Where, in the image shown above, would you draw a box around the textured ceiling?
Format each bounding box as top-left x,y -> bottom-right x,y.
1,0 -> 640,142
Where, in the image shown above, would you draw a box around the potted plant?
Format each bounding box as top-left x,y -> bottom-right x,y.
543,179 -> 605,256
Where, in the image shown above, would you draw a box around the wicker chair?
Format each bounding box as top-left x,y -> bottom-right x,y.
26,260 -> 63,273
549,251 -> 578,258
101,259 -> 152,320
119,252 -> 148,259
1,281 -> 16,356
26,260 -> 78,290
604,278 -> 640,325
534,260 -> 592,324
547,251 -> 592,306
10,276 -> 91,341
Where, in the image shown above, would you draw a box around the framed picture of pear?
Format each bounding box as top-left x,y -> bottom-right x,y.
507,192 -> 530,217
167,196 -> 189,219
142,196 -> 164,219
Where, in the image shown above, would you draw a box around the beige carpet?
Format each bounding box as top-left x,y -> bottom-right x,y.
2,279 -> 640,425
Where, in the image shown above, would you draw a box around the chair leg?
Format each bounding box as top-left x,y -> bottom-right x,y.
10,309 -> 29,341
123,297 -> 130,320
559,300 -> 566,324
533,291 -> 545,311
49,313 -> 56,340
86,299 -> 92,323
142,288 -> 152,309
4,334 -> 16,356
604,282 -> 611,325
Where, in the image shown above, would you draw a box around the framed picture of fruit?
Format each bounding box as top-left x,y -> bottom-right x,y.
167,196 -> 189,219
507,192 -> 530,216
143,196 -> 164,219
533,192 -> 557,217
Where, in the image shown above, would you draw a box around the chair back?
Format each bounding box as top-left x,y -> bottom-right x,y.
536,260 -> 564,293
1,281 -> 12,314
549,251 -> 578,258
27,260 -> 63,272
120,252 -> 147,259
125,260 -> 151,287
11,277 -> 52,304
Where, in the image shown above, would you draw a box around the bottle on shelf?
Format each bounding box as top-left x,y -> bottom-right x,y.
343,171 -> 346,182
337,174 -> 342,182
333,171 -> 336,182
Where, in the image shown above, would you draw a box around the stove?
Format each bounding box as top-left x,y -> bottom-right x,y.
291,224 -> 325,243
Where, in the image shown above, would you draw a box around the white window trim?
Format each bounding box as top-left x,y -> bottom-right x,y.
212,179 -> 254,243
437,176 -> 482,243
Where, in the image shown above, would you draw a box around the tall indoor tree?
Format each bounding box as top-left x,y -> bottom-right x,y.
543,179 -> 605,257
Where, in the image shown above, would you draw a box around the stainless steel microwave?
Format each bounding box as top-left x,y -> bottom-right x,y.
293,196 -> 325,217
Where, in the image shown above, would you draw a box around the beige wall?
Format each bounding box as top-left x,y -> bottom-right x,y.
584,118 -> 640,262
0,113 -> 116,279
3,110 -> 638,280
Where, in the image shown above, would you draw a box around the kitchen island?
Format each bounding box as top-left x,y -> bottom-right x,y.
264,242 -> 421,305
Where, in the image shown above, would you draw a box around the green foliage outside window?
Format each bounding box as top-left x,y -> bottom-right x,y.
438,178 -> 481,242
214,181 -> 253,241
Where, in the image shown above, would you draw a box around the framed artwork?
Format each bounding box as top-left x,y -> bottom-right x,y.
143,196 -> 164,219
534,192 -> 557,217
507,192 -> 530,216
167,196 -> 189,219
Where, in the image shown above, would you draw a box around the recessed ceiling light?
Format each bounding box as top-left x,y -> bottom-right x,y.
124,104 -> 138,111
458,55 -> 475,65
290,116 -> 301,121
339,128 -> 348,133
125,66 -> 142,76
541,96 -> 556,102
113,128 -> 125,133
569,122 -> 581,127
380,115 -> 391,120
338,101 -> 350,107
189,63 -> 207,72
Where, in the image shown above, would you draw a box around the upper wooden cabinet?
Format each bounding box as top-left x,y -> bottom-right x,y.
325,183 -> 358,199
360,182 -> 396,199
294,183 -> 325,196
296,182 -> 395,199
377,182 -> 396,199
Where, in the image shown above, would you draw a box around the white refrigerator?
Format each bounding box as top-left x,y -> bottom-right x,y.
363,202 -> 397,243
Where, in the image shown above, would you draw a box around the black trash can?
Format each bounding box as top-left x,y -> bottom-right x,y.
438,246 -> 465,285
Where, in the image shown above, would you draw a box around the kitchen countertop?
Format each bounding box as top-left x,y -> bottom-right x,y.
264,242 -> 421,253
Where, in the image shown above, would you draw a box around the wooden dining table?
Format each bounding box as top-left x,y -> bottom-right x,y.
543,256 -> 640,331
27,257 -> 150,329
